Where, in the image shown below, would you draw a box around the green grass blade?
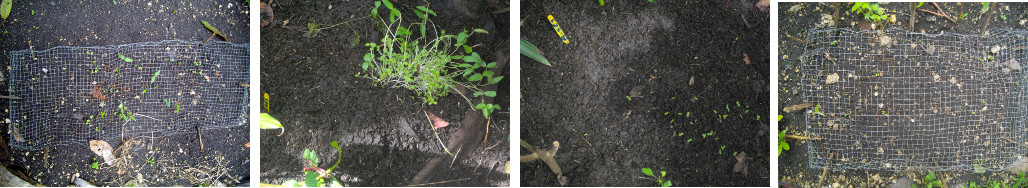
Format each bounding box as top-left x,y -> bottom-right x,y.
520,38 -> 551,66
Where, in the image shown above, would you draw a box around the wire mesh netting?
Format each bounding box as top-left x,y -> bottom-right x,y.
8,40 -> 249,151
800,28 -> 1028,172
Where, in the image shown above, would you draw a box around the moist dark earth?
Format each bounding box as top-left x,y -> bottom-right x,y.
779,2 -> 1028,187
520,0 -> 769,187
0,0 -> 250,187
259,0 -> 510,186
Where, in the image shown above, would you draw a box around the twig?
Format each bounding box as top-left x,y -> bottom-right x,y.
133,113 -> 160,121
0,95 -> 21,99
983,2 -> 996,33
581,134 -> 593,147
197,126 -> 204,150
817,151 -> 836,187
786,34 -> 809,46
449,145 -> 462,168
833,3 -> 840,28
482,116 -> 490,144
932,2 -> 950,18
917,9 -> 957,24
910,3 -> 916,30
481,141 -> 502,154
406,178 -> 471,187
424,111 -> 453,155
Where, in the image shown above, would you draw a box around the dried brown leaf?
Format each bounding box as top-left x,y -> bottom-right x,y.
429,112 -> 449,130
783,103 -> 815,113
89,140 -> 114,165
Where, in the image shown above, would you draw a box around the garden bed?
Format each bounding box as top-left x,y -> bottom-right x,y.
779,2 -> 1028,187
520,0 -> 770,186
0,0 -> 250,186
259,0 -> 510,186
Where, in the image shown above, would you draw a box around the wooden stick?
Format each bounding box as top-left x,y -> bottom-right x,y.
909,3 -> 916,30
817,151 -> 836,187
482,117 -> 490,144
917,9 -> 958,24
197,126 -> 204,150
406,178 -> 471,187
932,2 -> 950,18
983,2 -> 996,32
786,34 -> 809,46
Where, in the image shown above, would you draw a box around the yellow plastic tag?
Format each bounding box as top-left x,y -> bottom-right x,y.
547,15 -> 570,44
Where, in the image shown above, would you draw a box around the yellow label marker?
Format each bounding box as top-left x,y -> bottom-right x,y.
547,15 -> 570,44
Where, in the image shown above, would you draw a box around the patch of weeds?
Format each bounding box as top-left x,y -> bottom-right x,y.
972,158 -> 986,174
852,2 -> 885,22
91,157 -> 99,169
967,172 -> 1028,188
913,171 -> 943,188
362,0 -> 499,114
718,145 -> 726,154
1001,14 -> 1007,20
812,104 -> 825,116
640,168 -> 672,187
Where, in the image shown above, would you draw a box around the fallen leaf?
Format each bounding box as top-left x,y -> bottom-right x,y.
260,2 -> 274,27
429,112 -> 449,130
689,76 -> 695,86
89,140 -> 114,165
743,53 -> 751,65
825,73 -> 839,84
244,142 -> 250,148
783,103 -> 815,113
733,152 -> 749,176
755,0 -> 770,12
90,85 -> 105,100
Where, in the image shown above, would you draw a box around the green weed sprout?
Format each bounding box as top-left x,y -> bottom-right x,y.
641,168 -> 671,187
778,129 -> 789,156
913,172 -> 943,188
282,141 -> 345,187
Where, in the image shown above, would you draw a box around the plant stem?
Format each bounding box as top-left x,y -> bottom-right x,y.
424,111 -> 453,155
917,8 -> 957,23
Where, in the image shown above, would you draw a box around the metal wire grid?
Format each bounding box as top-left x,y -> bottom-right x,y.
800,28 -> 1028,172
8,40 -> 249,151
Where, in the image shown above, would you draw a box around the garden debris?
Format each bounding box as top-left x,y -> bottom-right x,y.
1004,58 -> 1022,72
73,178 -> 96,187
429,112 -> 450,130
1003,156 -> 1028,174
260,2 -> 273,27
783,103 -> 815,113
629,86 -> 645,98
743,53 -> 751,65
825,73 -> 839,84
88,140 -> 114,165
755,0 -> 769,12
521,140 -> 565,186
689,76 -> 695,85
90,85 -> 105,100
733,152 -> 749,176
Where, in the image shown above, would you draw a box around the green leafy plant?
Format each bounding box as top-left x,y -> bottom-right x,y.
520,38 -> 550,66
982,2 -> 990,13
201,20 -> 227,42
778,129 -> 789,156
641,168 -> 672,187
966,172 -> 1028,188
91,157 -> 99,169
280,141 -> 345,187
150,70 -> 160,84
913,171 -> 943,188
116,102 -> 135,122
362,0 -> 501,116
852,2 -> 885,22
598,0 -> 604,6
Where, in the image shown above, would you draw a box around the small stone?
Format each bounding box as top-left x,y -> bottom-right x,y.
48,1 -> 55,6
42,68 -> 48,73
826,73 -> 840,84
1006,58 -> 1022,71
992,45 -> 1003,54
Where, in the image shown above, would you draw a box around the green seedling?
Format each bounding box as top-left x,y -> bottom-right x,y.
151,70 -> 160,84
476,102 -> 501,117
641,168 -> 672,187
1,0 -> 12,20
626,96 -> 632,101
778,129 -> 790,156
718,145 -> 726,154
201,20 -> 228,42
91,158 -> 99,169
982,2 -> 990,13
813,105 -> 825,116
598,0 -> 604,6
118,53 -> 133,62
1001,15 -> 1007,20
175,104 -> 180,114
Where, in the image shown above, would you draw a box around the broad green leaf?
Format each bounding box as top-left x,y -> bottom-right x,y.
413,9 -> 425,19
463,45 -> 473,54
456,32 -> 468,46
381,0 -> 394,10
642,168 -> 654,176
469,73 -> 483,82
484,91 -> 496,97
420,24 -> 427,38
304,171 -> 319,187
259,113 -> 283,129
463,52 -> 483,64
303,148 -> 319,165
416,6 -> 436,16
473,91 -> 484,97
1,0 -> 11,20
662,180 -> 671,187
491,76 -> 504,84
331,141 -> 340,149
520,38 -> 551,66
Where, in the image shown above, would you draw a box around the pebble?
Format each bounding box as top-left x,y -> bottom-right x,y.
48,1 -> 55,6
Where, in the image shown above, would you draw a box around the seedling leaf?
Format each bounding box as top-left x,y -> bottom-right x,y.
259,113 -> 283,129
642,168 -> 654,176
1,0 -> 11,20
520,38 -> 551,66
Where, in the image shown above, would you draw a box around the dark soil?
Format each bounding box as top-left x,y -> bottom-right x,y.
778,2 -> 1028,187
520,0 -> 770,186
0,0 -> 250,187
259,0 -> 510,186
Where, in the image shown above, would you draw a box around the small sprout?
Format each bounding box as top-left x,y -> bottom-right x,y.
118,53 -> 133,62
687,139 -> 693,142
626,96 -> 632,101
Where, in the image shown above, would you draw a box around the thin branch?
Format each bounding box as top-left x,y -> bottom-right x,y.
917,8 -> 958,24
